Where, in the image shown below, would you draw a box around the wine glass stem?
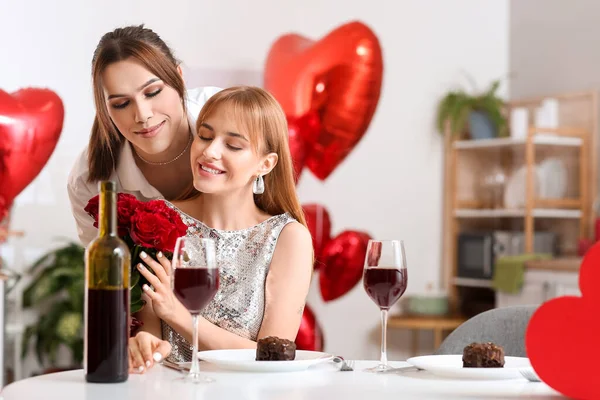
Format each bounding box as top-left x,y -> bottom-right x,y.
380,309 -> 388,367
190,314 -> 200,376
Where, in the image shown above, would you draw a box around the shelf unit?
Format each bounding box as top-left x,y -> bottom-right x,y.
454,208 -> 582,219
441,91 -> 598,312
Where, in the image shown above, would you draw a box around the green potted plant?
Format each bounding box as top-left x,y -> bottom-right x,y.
21,241 -> 85,373
436,79 -> 508,139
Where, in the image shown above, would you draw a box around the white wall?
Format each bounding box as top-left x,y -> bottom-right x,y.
1,0 -> 509,377
509,0 -> 600,99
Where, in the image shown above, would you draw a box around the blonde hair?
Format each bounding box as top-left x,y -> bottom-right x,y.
196,86 -> 307,227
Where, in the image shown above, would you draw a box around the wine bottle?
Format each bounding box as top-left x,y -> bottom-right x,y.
84,181 -> 130,383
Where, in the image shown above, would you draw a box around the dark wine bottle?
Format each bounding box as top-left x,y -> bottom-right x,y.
84,181 -> 130,383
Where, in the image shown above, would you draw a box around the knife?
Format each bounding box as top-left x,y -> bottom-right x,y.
386,365 -> 423,373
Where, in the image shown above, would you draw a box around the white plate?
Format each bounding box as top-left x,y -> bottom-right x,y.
197,349 -> 334,372
538,158 -> 567,199
407,355 -> 532,380
503,165 -> 542,209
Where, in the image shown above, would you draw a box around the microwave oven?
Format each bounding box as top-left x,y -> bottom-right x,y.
456,231 -> 557,280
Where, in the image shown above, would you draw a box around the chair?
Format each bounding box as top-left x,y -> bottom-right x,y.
435,305 -> 538,357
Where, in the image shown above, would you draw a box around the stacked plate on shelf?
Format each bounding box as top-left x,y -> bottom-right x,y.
503,157 -> 568,209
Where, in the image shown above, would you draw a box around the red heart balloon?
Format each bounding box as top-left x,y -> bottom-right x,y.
319,230 -> 371,302
286,119 -> 308,184
0,88 -> 64,215
302,203 -> 332,267
265,21 -> 383,180
525,241 -> 600,399
287,111 -> 321,183
295,304 -> 324,352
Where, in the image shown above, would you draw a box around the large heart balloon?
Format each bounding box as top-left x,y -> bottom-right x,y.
295,304 -> 324,351
319,230 -> 371,302
525,241 -> 600,399
0,88 -> 64,216
265,21 -> 383,180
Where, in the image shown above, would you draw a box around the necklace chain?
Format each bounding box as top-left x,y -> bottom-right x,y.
135,134 -> 193,166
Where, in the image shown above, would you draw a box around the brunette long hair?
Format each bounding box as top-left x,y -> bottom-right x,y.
87,24 -> 192,199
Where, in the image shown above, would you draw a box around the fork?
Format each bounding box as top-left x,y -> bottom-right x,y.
520,369 -> 541,382
333,357 -> 354,371
343,360 -> 355,371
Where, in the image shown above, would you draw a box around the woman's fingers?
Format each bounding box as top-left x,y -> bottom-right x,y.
152,338 -> 172,364
128,337 -> 146,374
137,263 -> 162,290
139,252 -> 169,283
156,251 -> 173,277
138,332 -> 157,368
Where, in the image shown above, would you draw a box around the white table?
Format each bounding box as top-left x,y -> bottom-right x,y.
0,361 -> 563,400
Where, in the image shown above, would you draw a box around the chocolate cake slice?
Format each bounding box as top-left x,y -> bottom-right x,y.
256,336 -> 296,361
462,342 -> 505,368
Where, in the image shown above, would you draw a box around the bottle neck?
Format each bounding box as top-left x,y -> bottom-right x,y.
98,189 -> 117,237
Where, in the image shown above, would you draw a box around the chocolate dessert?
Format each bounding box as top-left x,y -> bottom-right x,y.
256,336 -> 296,361
462,342 -> 505,368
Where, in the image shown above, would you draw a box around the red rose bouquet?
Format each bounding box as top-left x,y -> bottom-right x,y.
84,194 -> 188,334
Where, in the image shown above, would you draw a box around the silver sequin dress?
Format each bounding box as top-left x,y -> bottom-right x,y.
161,201 -> 297,362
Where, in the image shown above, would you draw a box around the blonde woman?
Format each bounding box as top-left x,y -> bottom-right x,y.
129,87 -> 313,373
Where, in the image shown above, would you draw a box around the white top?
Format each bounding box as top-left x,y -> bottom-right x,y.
0,360 -> 560,400
66,86 -> 221,246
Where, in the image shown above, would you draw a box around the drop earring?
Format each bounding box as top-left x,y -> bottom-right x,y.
252,175 -> 265,194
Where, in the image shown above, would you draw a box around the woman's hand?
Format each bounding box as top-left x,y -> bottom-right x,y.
136,251 -> 179,322
128,331 -> 171,374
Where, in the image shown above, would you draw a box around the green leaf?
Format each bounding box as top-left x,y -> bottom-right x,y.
130,282 -> 144,314
31,301 -> 80,366
21,325 -> 36,359
68,279 -> 85,314
436,92 -> 459,132
487,79 -> 501,96
71,339 -> 84,366
455,106 -> 472,137
34,324 -> 47,365
23,243 -> 85,307
41,301 -> 73,333
23,270 -> 63,307
23,266 -> 82,307
131,283 -> 142,302
27,242 -> 84,274
27,253 -> 55,274
47,338 -> 59,366
130,299 -> 145,314
130,268 -> 140,289
55,312 -> 82,344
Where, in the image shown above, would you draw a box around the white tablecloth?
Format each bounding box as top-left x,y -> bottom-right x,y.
0,360 -> 562,400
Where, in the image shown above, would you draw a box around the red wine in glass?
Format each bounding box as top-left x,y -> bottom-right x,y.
171,236 -> 218,384
174,268 -> 219,313
363,267 -> 407,309
362,239 -> 408,373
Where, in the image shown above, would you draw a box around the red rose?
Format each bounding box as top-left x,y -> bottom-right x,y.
84,193 -> 142,237
84,195 -> 100,223
115,194 -> 140,236
141,200 -> 188,235
129,200 -> 188,252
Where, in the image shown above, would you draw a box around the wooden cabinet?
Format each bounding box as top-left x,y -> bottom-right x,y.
441,91 -> 597,313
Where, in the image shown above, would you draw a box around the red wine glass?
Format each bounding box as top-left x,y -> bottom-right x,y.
363,239 -> 407,372
171,236 -> 219,384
